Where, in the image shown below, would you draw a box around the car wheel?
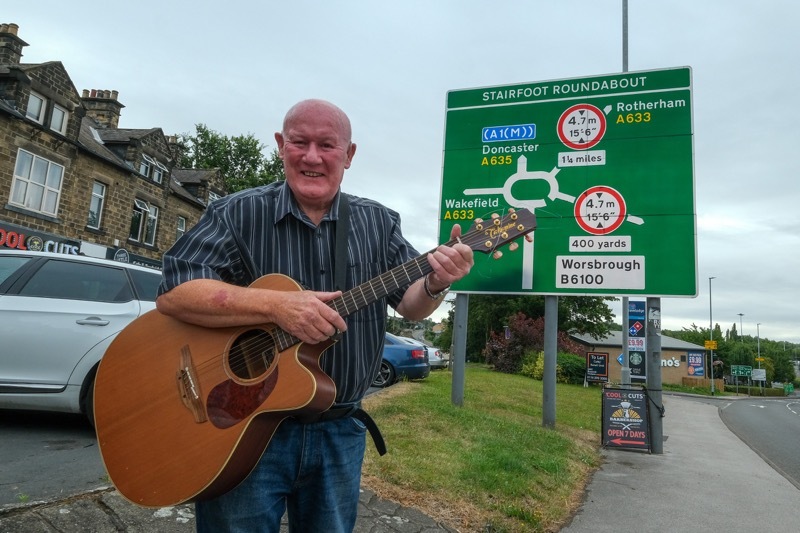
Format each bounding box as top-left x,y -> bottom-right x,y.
372,360 -> 396,388
81,371 -> 96,428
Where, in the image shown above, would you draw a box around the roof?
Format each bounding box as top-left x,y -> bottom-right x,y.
168,177 -> 205,207
96,128 -> 162,143
77,115 -> 131,169
571,331 -> 705,351
172,168 -> 218,184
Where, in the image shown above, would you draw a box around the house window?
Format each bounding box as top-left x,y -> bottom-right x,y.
129,199 -> 149,242
176,216 -> 186,241
10,148 -> 64,216
88,181 -> 106,229
144,205 -> 159,246
26,91 -> 46,124
152,160 -> 167,184
129,199 -> 159,246
139,154 -> 154,178
50,104 -> 69,135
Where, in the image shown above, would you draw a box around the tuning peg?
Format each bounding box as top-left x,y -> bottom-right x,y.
508,207 -> 516,213
508,242 -> 519,252
474,218 -> 484,224
490,213 -> 499,219
492,250 -> 503,260
525,235 -> 533,243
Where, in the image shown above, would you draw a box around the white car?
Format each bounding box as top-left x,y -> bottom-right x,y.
397,335 -> 448,370
0,250 -> 161,424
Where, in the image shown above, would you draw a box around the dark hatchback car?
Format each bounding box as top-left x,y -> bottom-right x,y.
371,332 -> 430,388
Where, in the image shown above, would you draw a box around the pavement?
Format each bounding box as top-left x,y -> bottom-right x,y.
2,394 -> 800,532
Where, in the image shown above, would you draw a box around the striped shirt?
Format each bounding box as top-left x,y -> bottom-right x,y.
158,181 -> 419,403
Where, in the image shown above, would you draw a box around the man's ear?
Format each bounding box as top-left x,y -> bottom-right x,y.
274,132 -> 285,158
344,142 -> 357,169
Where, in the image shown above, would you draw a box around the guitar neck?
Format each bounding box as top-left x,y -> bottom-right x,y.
272,208 -> 535,352
331,250 -> 439,319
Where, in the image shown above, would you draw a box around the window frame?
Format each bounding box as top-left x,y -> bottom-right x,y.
129,199 -> 159,246
88,181 -> 106,229
152,160 -> 167,184
49,103 -> 69,135
26,91 -> 46,124
129,199 -> 149,242
10,148 -> 65,217
176,215 -> 186,241
139,154 -> 154,178
144,204 -> 159,246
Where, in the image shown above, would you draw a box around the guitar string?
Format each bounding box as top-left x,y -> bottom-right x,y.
190,213 -> 529,379
196,214 -> 527,378
190,254 -> 434,379
186,212 -> 531,379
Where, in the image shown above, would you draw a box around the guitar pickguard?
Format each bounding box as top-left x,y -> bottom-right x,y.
206,369 -> 279,429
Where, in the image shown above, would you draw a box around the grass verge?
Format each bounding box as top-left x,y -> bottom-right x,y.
361,364 -> 603,532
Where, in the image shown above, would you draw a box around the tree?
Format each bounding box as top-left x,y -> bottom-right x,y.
459,294 -> 615,360
178,124 -> 284,193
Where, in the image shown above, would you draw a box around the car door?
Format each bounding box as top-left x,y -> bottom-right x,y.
0,257 -> 141,392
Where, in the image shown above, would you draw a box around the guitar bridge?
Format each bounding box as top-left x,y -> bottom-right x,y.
177,345 -> 208,423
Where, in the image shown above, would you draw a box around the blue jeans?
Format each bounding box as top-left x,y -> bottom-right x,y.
196,416 -> 367,533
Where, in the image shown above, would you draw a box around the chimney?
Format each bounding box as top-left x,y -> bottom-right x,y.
81,88 -> 125,129
166,134 -> 184,164
0,23 -> 28,65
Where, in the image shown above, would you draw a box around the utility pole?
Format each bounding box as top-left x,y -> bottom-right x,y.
737,313 -> 744,343
709,277 -> 716,394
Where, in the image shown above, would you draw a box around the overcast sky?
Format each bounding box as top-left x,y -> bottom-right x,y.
6,1 -> 798,345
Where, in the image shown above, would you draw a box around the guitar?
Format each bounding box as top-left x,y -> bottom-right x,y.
93,208 -> 535,507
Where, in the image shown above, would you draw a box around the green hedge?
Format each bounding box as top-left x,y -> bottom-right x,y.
723,385 -> 786,397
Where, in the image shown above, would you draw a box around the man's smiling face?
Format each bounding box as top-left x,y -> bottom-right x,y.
275,100 -> 356,217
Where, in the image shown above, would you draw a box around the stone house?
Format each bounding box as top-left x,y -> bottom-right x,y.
0,23 -> 225,269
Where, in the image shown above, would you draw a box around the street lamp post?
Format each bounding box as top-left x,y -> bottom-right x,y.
757,323 -> 762,395
757,323 -> 761,367
737,313 -> 744,343
709,277 -> 716,394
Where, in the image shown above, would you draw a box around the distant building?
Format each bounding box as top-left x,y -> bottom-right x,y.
571,331 -> 709,386
0,23 -> 225,268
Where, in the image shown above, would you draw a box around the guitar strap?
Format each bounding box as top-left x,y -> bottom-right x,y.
331,193 -> 387,456
334,192 -> 350,292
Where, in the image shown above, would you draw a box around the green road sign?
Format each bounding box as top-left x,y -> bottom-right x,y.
439,67 -> 697,296
731,365 -> 752,377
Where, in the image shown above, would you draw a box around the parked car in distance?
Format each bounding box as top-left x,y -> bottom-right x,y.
0,250 -> 162,424
427,348 -> 448,370
398,335 -> 448,370
372,332 -> 430,388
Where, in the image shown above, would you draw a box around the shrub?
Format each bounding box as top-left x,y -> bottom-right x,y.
556,353 -> 587,385
520,350 -> 543,379
483,312 -> 585,375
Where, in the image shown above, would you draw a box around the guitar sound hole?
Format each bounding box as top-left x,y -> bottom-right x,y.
228,329 -> 276,380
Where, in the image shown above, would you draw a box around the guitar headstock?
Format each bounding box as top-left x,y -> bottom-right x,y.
460,208 -> 536,257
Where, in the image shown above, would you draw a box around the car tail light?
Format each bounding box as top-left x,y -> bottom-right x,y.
411,349 -> 425,359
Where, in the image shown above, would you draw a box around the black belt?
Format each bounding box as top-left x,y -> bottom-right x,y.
294,405 -> 387,456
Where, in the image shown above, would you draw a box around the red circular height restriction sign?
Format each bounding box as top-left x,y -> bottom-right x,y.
574,186 -> 626,235
557,103 -> 607,150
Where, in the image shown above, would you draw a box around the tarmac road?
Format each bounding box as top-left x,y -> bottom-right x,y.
0,411 -> 104,507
